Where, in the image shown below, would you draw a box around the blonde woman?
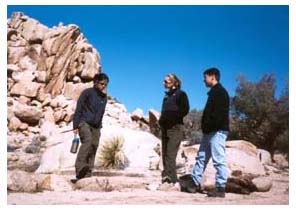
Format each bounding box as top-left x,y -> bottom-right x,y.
159,74 -> 190,184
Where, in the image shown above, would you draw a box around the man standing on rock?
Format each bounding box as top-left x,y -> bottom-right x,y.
159,73 -> 190,184
71,73 -> 109,183
181,67 -> 229,197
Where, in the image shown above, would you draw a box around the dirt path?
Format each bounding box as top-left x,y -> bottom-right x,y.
7,172 -> 288,205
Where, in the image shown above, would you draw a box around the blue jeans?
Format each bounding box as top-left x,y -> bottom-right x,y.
191,131 -> 228,188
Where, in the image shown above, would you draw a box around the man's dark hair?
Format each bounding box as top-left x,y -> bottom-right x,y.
204,67 -> 220,82
93,73 -> 109,84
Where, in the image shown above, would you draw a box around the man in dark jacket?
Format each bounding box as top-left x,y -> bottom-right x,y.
71,73 -> 109,183
159,73 -> 190,184
181,68 -> 229,197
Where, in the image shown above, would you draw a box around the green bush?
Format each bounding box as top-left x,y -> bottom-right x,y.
231,74 -> 289,158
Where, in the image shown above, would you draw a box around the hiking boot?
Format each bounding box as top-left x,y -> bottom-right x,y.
180,176 -> 202,193
85,170 -> 92,178
70,179 -> 79,184
76,165 -> 90,179
207,187 -> 225,198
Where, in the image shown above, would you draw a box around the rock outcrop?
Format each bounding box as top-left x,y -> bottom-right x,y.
8,12 -> 101,97
7,12 -> 152,176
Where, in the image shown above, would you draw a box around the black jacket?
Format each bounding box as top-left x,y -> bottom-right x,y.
159,88 -> 190,129
201,83 -> 229,134
73,87 -> 107,129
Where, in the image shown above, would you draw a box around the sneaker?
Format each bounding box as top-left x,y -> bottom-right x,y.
207,187 -> 225,198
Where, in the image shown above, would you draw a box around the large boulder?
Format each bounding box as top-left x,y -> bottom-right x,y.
7,170 -> 39,193
36,125 -> 160,174
225,140 -> 266,175
258,149 -> 272,165
148,109 -> 161,138
64,82 -> 92,100
179,140 -> 268,190
73,175 -> 148,192
35,127 -> 76,174
131,108 -> 144,121
10,82 -> 41,98
8,116 -> 22,131
7,152 -> 41,172
11,69 -> 36,83
99,125 -> 160,171
40,174 -> 73,192
13,103 -> 43,125
73,177 -> 112,192
20,16 -> 49,43
252,176 -> 273,192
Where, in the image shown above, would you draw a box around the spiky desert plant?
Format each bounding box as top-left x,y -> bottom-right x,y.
98,135 -> 127,169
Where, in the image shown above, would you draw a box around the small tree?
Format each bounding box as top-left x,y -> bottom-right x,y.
231,73 -> 288,159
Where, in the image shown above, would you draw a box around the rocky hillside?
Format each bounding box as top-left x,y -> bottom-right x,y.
7,12 -> 154,172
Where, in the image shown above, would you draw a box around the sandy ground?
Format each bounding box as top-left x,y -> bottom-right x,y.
7,171 -> 289,205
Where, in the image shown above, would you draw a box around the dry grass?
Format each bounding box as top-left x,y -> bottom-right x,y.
98,135 -> 128,169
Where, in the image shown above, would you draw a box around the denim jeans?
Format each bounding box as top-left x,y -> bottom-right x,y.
191,130 -> 228,188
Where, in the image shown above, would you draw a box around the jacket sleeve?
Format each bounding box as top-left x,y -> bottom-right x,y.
73,89 -> 88,129
177,91 -> 190,118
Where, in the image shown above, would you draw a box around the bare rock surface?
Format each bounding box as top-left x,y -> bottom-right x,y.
7,170 -> 288,204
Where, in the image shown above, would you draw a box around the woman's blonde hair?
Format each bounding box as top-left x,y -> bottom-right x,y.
167,73 -> 182,89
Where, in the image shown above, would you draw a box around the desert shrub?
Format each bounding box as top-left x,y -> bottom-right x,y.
98,135 -> 128,169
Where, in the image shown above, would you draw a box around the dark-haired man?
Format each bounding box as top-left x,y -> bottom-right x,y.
71,73 -> 109,183
182,68 -> 229,197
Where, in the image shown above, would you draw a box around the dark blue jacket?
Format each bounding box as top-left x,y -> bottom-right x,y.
201,83 -> 229,134
159,88 -> 190,129
73,87 -> 107,129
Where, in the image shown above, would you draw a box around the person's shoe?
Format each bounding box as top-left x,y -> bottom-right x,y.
180,176 -> 202,193
76,165 -> 90,179
70,178 -> 79,184
161,176 -> 172,184
85,170 -> 92,178
207,187 -> 226,198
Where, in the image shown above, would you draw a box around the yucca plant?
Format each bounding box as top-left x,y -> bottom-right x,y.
98,135 -> 128,169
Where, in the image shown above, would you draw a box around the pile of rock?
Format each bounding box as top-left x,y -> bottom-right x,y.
7,12 -> 154,174
8,11 -> 99,132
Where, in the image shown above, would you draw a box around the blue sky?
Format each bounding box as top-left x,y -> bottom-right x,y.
7,5 -> 289,114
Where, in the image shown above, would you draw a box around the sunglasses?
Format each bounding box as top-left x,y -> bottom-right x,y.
164,80 -> 172,84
